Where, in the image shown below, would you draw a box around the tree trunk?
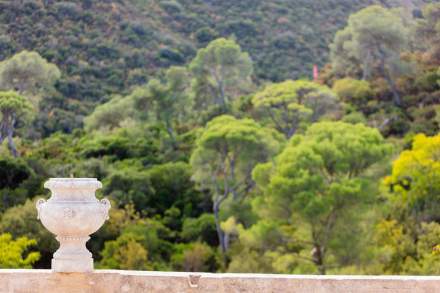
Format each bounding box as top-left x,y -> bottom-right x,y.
0,113 -> 18,157
377,50 -> 402,107
213,200 -> 229,267
312,244 -> 326,275
213,200 -> 226,254
7,126 -> 17,157
384,71 -> 402,107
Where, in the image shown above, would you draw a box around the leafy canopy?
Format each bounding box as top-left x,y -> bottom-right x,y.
384,133 -> 440,220
191,115 -> 283,254
0,90 -> 32,117
332,78 -> 373,107
191,115 -> 282,195
0,233 -> 40,268
0,50 -> 60,95
252,80 -> 339,138
252,121 -> 391,273
331,5 -> 408,79
190,38 -> 253,113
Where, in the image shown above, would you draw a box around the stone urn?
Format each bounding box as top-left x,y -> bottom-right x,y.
36,178 -> 111,272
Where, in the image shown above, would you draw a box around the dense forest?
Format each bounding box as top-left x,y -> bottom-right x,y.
0,0 -> 440,275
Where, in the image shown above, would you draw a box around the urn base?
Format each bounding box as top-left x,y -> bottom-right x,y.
52,257 -> 93,273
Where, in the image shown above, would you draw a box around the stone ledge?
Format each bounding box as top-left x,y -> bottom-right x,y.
1,270 -> 440,293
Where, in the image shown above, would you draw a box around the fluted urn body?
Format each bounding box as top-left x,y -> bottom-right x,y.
36,178 -> 110,272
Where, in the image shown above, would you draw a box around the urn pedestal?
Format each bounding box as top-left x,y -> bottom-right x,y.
36,178 -> 111,273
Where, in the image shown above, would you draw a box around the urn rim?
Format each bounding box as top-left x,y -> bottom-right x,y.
44,178 -> 102,189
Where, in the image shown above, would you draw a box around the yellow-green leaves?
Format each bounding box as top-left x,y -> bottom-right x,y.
191,115 -> 283,185
99,233 -> 151,270
0,233 -> 40,268
333,78 -> 373,106
0,90 -> 32,115
191,115 -> 283,254
252,80 -> 339,138
385,133 -> 440,215
258,121 -> 390,221
191,115 -> 283,194
251,121 -> 390,273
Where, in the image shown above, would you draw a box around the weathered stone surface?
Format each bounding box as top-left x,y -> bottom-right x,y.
36,178 -> 110,273
0,270 -> 440,293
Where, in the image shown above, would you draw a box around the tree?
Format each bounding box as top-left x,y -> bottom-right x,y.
0,199 -> 57,268
415,4 -> 440,64
134,66 -> 190,148
181,214 -> 218,246
227,220 -> 298,274
330,6 -> 409,107
171,242 -> 219,272
190,115 -> 282,256
252,80 -> 339,138
0,233 -> 40,268
374,220 -> 440,275
84,94 -> 135,132
85,67 -> 190,148
99,232 -> 152,270
332,78 -> 373,109
190,38 -> 253,116
0,91 -> 32,157
253,121 -> 390,274
384,133 -> 440,223
0,50 -> 60,96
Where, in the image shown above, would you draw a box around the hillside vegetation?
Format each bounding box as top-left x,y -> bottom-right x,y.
0,1 -> 440,275
1,0 -> 431,135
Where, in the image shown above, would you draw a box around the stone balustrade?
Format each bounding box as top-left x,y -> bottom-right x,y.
1,270 -> 440,292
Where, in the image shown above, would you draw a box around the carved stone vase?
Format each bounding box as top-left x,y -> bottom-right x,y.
36,178 -> 111,272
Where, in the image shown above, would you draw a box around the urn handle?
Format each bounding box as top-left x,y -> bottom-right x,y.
36,199 -> 47,220
100,198 -> 111,220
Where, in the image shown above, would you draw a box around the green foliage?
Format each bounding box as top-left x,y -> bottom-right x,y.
104,161 -> 205,220
134,66 -> 190,145
0,51 -> 60,96
0,233 -> 40,268
0,158 -> 35,212
0,90 -> 33,156
385,133 -> 440,221
190,38 -> 253,115
80,128 -> 158,162
252,80 -> 339,138
227,221 -> 300,273
330,5 -> 409,106
0,157 -> 32,189
331,6 -> 408,78
0,0 -> 439,275
0,91 -> 32,116
84,96 -> 135,132
0,199 -> 57,268
181,214 -> 218,246
416,3 -> 440,64
191,115 -> 283,254
333,78 -> 373,107
252,121 -> 390,273
171,242 -> 220,272
374,220 -> 440,274
99,232 -> 152,270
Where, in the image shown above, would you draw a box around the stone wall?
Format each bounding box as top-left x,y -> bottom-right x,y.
1,270 -> 440,293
